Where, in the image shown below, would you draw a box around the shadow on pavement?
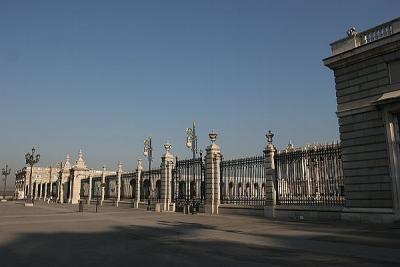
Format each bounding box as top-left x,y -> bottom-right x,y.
0,220 -> 397,267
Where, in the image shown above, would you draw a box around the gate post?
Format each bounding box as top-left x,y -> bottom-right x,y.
134,160 -> 142,208
205,130 -> 222,215
101,166 -> 106,206
116,162 -> 122,207
88,175 -> 92,205
264,130 -> 277,218
161,143 -> 174,212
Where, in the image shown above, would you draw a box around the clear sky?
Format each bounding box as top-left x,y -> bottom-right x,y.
1,0 -> 399,185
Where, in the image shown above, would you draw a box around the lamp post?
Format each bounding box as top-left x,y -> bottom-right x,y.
25,147 -> 40,205
186,121 -> 198,159
57,162 -> 63,203
143,136 -> 153,208
2,164 -> 11,201
186,121 -> 198,202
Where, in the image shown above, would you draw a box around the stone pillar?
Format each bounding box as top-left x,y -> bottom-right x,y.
205,130 -> 222,215
263,131 -> 277,218
34,183 -> 38,200
59,179 -> 64,203
44,182 -> 48,200
88,176 -> 92,204
68,177 -> 73,203
134,160 -> 142,208
160,143 -> 174,212
116,162 -> 122,207
101,166 -> 106,206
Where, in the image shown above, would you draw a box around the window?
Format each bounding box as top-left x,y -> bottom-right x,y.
389,60 -> 400,84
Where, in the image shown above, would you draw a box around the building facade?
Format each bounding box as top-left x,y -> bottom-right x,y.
15,150 -> 117,204
324,17 -> 400,222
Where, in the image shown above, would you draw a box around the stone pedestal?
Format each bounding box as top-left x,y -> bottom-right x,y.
134,160 -> 143,209
205,130 -> 221,215
263,131 -> 277,219
116,162 -> 122,207
160,143 -> 174,212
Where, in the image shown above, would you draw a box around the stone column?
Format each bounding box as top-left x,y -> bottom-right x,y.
205,130 -> 222,215
44,182 -> 48,200
116,162 -> 122,207
101,166 -> 106,206
59,179 -> 64,203
34,183 -> 38,200
88,176 -> 92,204
263,131 -> 277,218
134,160 -> 142,208
68,177 -> 73,203
160,143 -> 174,212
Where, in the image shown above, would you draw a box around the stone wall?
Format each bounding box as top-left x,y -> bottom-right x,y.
324,27 -> 400,210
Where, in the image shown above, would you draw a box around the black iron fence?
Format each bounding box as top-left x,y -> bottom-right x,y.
275,143 -> 344,206
140,169 -> 161,201
91,177 -> 102,198
104,175 -> 117,200
173,156 -> 205,211
220,155 -> 266,206
80,178 -> 90,198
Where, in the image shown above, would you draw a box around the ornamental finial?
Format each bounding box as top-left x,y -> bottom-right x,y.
209,129 -> 217,143
164,142 -> 172,153
346,26 -> 357,37
266,130 -> 274,144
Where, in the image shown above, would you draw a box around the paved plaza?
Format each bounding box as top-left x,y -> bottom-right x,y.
0,202 -> 399,267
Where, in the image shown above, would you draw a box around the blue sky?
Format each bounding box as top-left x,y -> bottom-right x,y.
1,0 -> 399,183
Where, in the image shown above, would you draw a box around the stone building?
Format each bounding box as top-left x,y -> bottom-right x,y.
324,17 -> 400,222
15,150 -> 116,204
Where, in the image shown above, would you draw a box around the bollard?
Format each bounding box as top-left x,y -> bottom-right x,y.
79,200 -> 84,212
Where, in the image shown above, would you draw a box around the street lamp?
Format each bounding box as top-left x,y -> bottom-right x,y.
186,122 -> 201,214
143,136 -> 153,208
57,162 -> 64,203
2,164 -> 11,201
186,121 -> 198,159
25,147 -> 40,205
186,121 -> 199,201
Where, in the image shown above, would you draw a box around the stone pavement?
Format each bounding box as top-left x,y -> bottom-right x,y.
0,201 -> 399,267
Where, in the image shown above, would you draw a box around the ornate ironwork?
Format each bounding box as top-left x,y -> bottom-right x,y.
220,155 -> 266,206
173,155 -> 205,212
275,143 -> 344,206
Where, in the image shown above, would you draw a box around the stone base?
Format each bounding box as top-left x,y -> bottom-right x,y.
24,203 -> 34,207
205,204 -> 218,215
1,199 -> 7,202
264,206 -> 275,218
169,203 -> 175,212
133,202 -> 139,209
154,203 -> 161,212
341,208 -> 398,224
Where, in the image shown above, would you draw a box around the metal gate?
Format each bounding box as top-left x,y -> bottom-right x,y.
220,155 -> 266,206
173,156 -> 205,212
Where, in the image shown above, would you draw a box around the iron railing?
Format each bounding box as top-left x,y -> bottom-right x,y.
275,143 -> 344,206
173,157 -> 205,211
80,178 -> 90,198
220,155 -> 266,206
104,175 -> 117,200
120,172 -> 136,200
140,169 -> 161,201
